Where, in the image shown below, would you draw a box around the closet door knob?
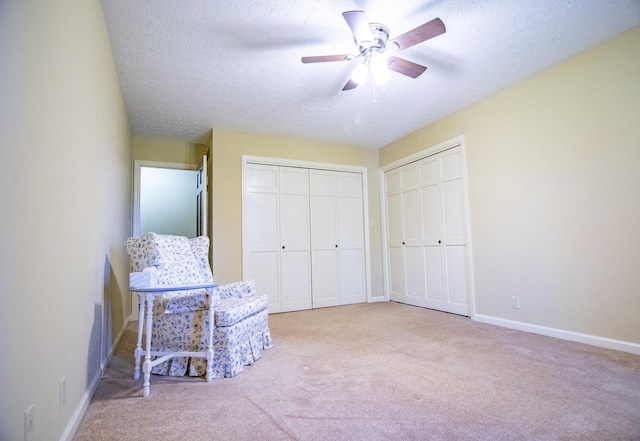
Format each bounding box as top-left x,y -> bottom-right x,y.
335,244 -> 338,248
402,241 -> 405,245
438,240 -> 441,244
282,245 -> 285,249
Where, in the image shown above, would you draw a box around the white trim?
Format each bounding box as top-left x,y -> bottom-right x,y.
378,169 -> 391,302
360,170 -> 372,303
59,316 -> 131,441
378,136 -> 476,316
241,155 -> 373,304
243,155 -> 366,174
475,314 -> 640,356
58,366 -> 101,441
379,135 -> 466,173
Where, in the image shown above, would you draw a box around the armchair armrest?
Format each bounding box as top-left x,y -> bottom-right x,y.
129,283 -> 217,293
214,279 -> 256,302
130,283 -> 218,314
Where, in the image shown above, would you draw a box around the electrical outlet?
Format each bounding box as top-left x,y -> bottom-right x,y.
512,296 -> 520,309
59,377 -> 66,409
24,404 -> 34,441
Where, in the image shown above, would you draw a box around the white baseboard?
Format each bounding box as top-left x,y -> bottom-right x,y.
58,365 -> 102,441
474,314 -> 640,356
59,316 -> 131,441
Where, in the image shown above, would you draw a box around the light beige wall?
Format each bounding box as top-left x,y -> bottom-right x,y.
380,26 -> 640,345
0,1 -> 131,440
132,136 -> 208,165
210,130 -> 384,298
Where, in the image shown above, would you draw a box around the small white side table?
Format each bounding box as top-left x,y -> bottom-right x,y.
129,283 -> 217,397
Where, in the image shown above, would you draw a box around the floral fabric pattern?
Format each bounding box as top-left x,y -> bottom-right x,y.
126,233 -> 273,378
215,295 -> 269,327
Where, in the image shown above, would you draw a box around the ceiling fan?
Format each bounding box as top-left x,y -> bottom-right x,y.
301,10 -> 446,91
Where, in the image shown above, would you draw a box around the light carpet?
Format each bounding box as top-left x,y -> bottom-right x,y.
73,302 -> 640,440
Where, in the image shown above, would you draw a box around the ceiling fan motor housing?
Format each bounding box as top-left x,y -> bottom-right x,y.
358,23 -> 390,54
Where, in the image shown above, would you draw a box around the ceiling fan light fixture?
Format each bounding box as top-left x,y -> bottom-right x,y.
370,53 -> 391,85
351,62 -> 369,84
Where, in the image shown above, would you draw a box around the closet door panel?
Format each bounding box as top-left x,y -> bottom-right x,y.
281,249 -> 312,312
339,248 -> 366,304
280,167 -> 309,192
311,249 -> 339,308
386,169 -> 402,193
280,193 -> 310,247
440,149 -> 462,180
310,170 -> 336,194
336,171 -> 365,238
401,164 -> 418,189
338,196 -> 364,249
247,165 -> 278,189
388,246 -> 405,300
311,170 -> 366,307
404,245 -> 425,305
310,194 -> 337,248
279,168 -> 311,312
445,246 -> 468,308
424,246 -> 444,303
420,184 -> 441,244
442,179 -> 465,242
386,193 -> 403,243
338,173 -> 362,197
337,181 -> 366,305
419,159 -> 438,184
310,170 -> 339,307
245,164 -> 281,311
246,164 -> 279,252
402,189 -> 420,242
247,251 -> 281,313
310,193 -> 339,307
338,172 -> 367,305
247,192 -> 278,252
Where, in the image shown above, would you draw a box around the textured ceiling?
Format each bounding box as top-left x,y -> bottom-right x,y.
101,0 -> 640,149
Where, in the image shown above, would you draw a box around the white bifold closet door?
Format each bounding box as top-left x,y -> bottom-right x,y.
310,170 -> 366,308
384,146 -> 470,316
244,163 -> 367,313
244,164 -> 312,313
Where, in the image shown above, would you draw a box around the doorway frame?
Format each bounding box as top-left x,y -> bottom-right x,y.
132,160 -> 199,237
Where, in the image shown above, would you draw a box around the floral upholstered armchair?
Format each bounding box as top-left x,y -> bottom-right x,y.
125,232 -> 273,378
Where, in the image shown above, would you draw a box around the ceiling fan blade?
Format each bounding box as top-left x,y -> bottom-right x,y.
342,10 -> 373,46
387,56 -> 427,78
389,18 -> 446,51
342,79 -> 358,91
301,55 -> 351,63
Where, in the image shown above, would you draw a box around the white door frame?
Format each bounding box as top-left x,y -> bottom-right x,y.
132,160 -> 199,237
379,135 -> 477,319
241,155 -> 373,304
